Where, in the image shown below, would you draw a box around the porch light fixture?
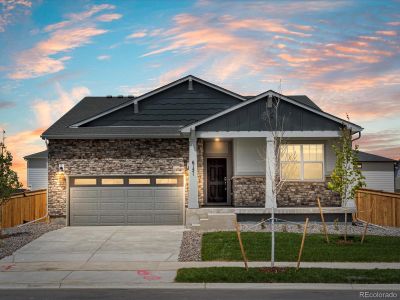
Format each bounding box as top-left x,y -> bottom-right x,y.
58,164 -> 65,173
214,138 -> 220,142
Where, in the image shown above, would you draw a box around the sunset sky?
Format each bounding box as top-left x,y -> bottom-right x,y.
0,0 -> 399,186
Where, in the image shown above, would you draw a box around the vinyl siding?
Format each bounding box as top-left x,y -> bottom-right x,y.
27,158 -> 48,190
362,170 -> 394,193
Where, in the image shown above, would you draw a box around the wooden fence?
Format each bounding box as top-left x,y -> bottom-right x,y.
1,189 -> 47,229
356,189 -> 400,227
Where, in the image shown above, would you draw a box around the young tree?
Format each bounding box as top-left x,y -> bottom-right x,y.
0,131 -> 22,236
328,126 -> 365,241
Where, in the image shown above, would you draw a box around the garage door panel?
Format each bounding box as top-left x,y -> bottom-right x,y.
71,189 -> 99,198
71,202 -> 98,211
71,215 -> 99,225
100,202 -> 126,210
100,215 -> 126,224
127,189 -> 154,197
101,190 -> 126,198
154,202 -> 181,210
127,202 -> 154,210
69,176 -> 183,226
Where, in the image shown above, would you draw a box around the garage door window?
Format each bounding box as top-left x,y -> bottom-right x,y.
101,178 -> 124,185
156,178 -> 178,185
74,178 -> 97,185
129,178 -> 150,185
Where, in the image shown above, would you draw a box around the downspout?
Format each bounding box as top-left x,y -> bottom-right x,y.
351,131 -> 361,142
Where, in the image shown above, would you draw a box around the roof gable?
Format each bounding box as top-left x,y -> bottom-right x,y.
182,90 -> 363,132
71,75 -> 246,127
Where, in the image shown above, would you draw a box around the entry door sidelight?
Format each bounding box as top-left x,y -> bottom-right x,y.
207,158 -> 227,204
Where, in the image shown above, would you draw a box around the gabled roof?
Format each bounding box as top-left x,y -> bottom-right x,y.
357,151 -> 396,162
181,90 -> 363,133
24,150 -> 48,160
70,75 -> 247,128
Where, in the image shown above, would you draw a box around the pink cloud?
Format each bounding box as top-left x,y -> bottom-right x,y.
32,83 -> 90,128
357,130 -> 400,160
96,13 -> 122,22
376,30 -> 397,36
127,30 -> 147,38
9,4 -> 119,79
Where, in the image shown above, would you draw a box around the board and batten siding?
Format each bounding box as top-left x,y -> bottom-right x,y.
361,162 -> 394,193
27,158 -> 48,190
233,138 -> 338,176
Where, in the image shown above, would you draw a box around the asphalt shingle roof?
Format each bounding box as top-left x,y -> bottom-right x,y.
357,151 -> 396,162
24,150 -> 48,159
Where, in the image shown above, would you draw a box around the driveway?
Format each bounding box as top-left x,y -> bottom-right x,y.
2,226 -> 184,263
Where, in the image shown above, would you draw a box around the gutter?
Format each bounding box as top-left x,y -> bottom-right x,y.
352,131 -> 361,142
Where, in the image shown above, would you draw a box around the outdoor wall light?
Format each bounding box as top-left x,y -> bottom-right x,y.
58,164 -> 65,172
214,138 -> 220,142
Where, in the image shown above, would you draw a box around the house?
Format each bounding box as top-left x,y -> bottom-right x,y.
24,150 -> 48,190
357,151 -> 397,193
41,75 -> 364,227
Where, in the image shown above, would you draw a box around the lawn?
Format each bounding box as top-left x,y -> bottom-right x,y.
202,232 -> 400,262
176,267 -> 400,283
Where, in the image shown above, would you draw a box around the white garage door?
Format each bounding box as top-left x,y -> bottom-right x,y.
69,175 -> 184,226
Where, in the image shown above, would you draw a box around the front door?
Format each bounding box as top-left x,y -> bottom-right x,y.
207,158 -> 227,204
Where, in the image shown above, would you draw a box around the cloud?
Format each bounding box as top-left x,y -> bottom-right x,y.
96,13 -> 122,22
5,128 -> 46,187
357,130 -> 400,160
8,4 -> 119,79
376,30 -> 397,36
0,0 -> 32,32
127,30 -> 147,38
32,83 -> 90,128
0,100 -> 15,109
97,55 -> 111,60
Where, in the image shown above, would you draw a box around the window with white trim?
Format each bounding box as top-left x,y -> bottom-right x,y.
280,144 -> 324,181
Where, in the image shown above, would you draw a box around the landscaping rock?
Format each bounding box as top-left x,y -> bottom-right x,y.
179,231 -> 202,261
0,223 -> 64,260
239,221 -> 400,237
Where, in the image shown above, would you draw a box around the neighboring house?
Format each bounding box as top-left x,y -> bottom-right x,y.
24,150 -> 48,190
41,75 -> 363,226
357,151 -> 396,193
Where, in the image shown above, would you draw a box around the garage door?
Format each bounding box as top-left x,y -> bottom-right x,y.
69,175 -> 184,226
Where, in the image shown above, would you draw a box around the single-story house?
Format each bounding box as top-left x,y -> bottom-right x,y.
41,75 -> 365,227
357,151 -> 397,193
24,150 -> 48,190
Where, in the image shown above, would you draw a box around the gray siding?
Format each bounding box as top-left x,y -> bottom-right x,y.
27,158 -> 48,190
84,81 -> 242,127
197,97 -> 341,131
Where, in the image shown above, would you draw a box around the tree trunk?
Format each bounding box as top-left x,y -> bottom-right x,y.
344,210 -> 348,242
271,206 -> 275,267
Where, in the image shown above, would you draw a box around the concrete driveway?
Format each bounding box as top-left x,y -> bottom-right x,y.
3,226 -> 184,263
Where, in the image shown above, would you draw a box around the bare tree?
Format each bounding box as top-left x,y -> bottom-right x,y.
257,93 -> 295,267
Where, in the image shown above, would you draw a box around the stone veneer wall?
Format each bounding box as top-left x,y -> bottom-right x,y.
48,139 -> 189,217
197,139 -> 205,206
232,176 -> 341,207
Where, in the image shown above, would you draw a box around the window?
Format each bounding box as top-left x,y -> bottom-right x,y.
280,144 -> 324,181
74,178 -> 96,185
101,178 -> 124,185
129,178 -> 150,185
156,178 -> 178,185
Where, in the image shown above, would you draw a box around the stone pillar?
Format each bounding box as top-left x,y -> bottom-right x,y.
265,136 -> 276,208
188,130 -> 199,209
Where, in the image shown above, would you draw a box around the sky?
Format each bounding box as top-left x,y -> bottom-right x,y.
0,0 -> 399,187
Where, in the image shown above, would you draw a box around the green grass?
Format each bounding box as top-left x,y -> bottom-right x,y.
176,267 -> 400,283
201,232 -> 400,262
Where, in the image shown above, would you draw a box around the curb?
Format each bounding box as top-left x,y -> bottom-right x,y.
0,283 -> 399,290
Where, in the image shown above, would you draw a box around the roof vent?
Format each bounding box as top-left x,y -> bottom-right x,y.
117,95 -> 124,98
106,95 -> 112,98
267,95 -> 273,108
188,77 -> 193,91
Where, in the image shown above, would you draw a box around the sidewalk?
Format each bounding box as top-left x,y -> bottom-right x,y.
0,261 -> 399,289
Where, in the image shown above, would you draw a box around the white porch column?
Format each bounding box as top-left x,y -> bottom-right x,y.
188,129 -> 199,209
265,136 -> 277,208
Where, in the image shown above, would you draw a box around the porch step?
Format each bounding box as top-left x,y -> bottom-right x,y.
198,213 -> 236,231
